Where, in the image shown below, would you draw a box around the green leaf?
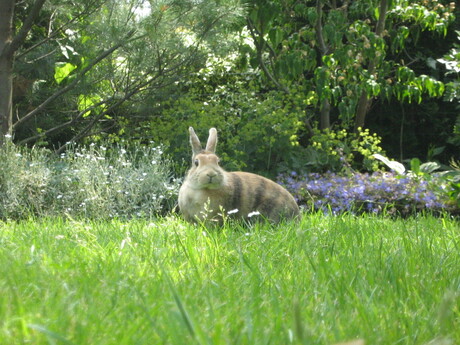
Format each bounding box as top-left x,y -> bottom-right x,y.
268,28 -> 283,48
374,6 -> 380,20
338,102 -> 348,117
78,94 -> 103,117
322,55 -> 336,68
307,8 -> 317,25
410,158 -> 421,174
420,162 -> 441,174
426,57 -> 437,70
54,62 -> 77,84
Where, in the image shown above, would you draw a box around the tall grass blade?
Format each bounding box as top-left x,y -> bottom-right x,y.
28,324 -> 75,345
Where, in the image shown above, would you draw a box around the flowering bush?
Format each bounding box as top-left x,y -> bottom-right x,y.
49,142 -> 179,218
302,128 -> 385,173
278,171 -> 458,216
0,136 -> 51,218
0,137 -> 179,220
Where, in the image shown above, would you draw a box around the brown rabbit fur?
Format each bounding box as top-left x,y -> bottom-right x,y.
178,127 -> 300,223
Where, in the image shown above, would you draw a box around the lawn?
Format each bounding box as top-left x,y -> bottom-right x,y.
0,213 -> 459,345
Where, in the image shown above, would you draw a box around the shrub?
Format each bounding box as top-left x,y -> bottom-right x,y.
0,136 -> 52,219
448,159 -> 460,208
278,170 -> 458,216
142,88 -> 305,176
50,142 -> 179,218
302,127 -> 385,173
0,137 -> 179,220
123,62 -> 306,177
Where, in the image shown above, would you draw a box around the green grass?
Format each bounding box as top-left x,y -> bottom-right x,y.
0,213 -> 459,345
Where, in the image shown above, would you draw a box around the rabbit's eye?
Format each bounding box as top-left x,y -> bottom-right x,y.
194,159 -> 199,167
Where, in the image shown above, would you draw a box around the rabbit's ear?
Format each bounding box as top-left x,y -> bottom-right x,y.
189,127 -> 202,155
206,128 -> 218,153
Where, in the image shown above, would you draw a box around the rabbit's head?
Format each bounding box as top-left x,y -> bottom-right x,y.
186,127 -> 227,189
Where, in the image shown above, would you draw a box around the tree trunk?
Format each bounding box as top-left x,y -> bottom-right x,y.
320,98 -> 330,130
316,0 -> 331,130
353,0 -> 388,132
0,0 -> 47,144
0,0 -> 15,142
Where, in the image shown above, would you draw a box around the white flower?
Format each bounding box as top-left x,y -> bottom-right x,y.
248,211 -> 261,218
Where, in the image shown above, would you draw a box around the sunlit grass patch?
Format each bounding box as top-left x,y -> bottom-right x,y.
0,213 -> 459,344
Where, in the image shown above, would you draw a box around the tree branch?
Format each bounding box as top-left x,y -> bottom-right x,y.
316,0 -> 328,55
55,76 -> 162,154
354,0 -> 388,132
17,97 -> 115,145
13,29 -> 136,130
16,0 -> 106,60
5,0 -> 47,57
17,10 -> 208,146
247,17 -> 289,94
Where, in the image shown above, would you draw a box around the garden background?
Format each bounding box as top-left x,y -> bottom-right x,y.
0,1 -> 460,344
0,0 -> 459,217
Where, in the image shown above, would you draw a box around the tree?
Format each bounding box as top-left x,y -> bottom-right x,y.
353,0 -> 388,132
1,0 -> 242,150
243,0 -> 455,133
0,0 -> 46,143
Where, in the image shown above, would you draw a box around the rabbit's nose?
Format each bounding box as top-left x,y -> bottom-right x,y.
207,172 -> 217,181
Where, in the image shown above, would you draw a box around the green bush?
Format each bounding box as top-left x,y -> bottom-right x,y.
0,137 -> 178,220
143,87 -> 305,177
302,127 -> 386,173
139,91 -> 387,176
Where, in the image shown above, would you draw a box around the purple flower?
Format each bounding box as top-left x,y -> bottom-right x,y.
277,170 -> 453,215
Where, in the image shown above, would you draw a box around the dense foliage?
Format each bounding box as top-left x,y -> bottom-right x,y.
1,0 -> 460,218
238,0 -> 459,161
3,0 -> 242,150
0,138 -> 457,220
1,0 -> 458,174
0,136 -> 178,219
138,68 -> 305,175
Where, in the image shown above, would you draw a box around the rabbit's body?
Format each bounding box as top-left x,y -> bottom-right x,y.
178,128 -> 300,223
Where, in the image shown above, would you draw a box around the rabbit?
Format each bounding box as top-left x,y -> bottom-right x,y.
178,127 -> 300,223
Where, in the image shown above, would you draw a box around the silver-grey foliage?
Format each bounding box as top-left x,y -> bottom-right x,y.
0,136 -> 179,219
